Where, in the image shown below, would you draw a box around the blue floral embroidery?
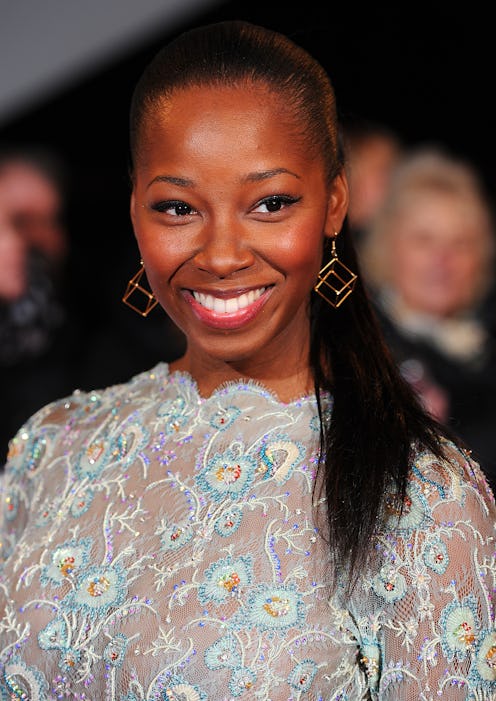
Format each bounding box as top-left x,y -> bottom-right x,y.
2,366 -> 495,700
358,642 -> 380,690
159,521 -> 194,551
229,666 -> 257,696
309,415 -> 321,433
4,658 -> 49,700
412,460 -> 447,498
103,633 -> 129,668
208,406 -> 241,431
6,430 -> 51,476
372,565 -> 407,602
40,537 -> 92,586
259,436 -> 305,484
423,536 -> 449,574
198,554 -> 253,604
233,583 -> 305,632
287,659 -> 318,692
38,617 -> 68,650
469,629 -> 496,684
196,446 -> 256,500
440,596 -> 479,660
157,397 -> 188,434
59,647 -> 81,672
63,563 -> 127,619
34,497 -> 61,528
75,438 -> 109,479
153,674 -> 207,700
214,506 -> 243,537
3,488 -> 18,522
383,482 -> 430,533
109,421 -> 150,466
204,633 -> 240,669
70,487 -> 95,517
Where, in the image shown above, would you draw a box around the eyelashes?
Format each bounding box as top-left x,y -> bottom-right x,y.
149,194 -> 301,217
254,194 -> 300,213
150,200 -> 196,216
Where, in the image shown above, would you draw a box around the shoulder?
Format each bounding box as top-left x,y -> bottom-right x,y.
411,437 -> 494,507
4,363 -> 169,479
380,437 -> 495,538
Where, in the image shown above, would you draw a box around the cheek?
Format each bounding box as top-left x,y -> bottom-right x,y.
134,234 -> 178,298
392,246 -> 424,278
279,237 -> 324,287
280,219 -> 326,267
456,254 -> 484,278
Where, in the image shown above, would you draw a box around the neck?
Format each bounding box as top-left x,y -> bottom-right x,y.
170,353 -> 314,403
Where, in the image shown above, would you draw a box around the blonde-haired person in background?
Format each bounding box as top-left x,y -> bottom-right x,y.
359,146 -> 496,491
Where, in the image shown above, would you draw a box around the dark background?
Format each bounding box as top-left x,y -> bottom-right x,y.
0,1 -> 493,390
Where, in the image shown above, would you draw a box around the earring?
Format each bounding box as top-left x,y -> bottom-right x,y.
122,260 -> 158,317
314,234 -> 357,308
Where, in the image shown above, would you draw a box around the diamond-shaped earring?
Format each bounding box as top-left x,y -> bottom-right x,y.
314,235 -> 357,308
122,260 -> 158,317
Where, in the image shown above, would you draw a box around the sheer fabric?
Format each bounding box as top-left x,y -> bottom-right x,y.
0,363 -> 495,700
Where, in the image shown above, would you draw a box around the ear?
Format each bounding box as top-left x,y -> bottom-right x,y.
130,189 -> 138,233
324,170 -> 349,238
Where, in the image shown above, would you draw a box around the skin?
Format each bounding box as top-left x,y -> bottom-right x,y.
0,161 -> 66,261
388,190 -> 491,317
0,198 -> 27,301
347,134 -> 401,230
131,83 -> 348,401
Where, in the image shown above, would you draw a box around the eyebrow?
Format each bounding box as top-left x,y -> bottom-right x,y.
243,168 -> 301,183
147,175 -> 193,189
147,168 -> 301,190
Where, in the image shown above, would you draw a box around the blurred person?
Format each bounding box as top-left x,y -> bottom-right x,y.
0,147 -> 67,263
0,146 -> 76,464
0,197 -> 27,301
359,146 -> 496,490
342,117 -> 404,244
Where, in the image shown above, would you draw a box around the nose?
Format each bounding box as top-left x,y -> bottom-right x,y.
193,217 -> 255,279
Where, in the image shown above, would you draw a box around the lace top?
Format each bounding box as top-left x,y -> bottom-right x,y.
0,363 -> 495,700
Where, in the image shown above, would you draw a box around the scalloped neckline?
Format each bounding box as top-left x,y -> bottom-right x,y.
155,362 -> 329,408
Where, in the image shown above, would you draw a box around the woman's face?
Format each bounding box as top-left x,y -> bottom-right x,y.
0,201 -> 27,301
388,191 -> 491,317
131,83 -> 347,380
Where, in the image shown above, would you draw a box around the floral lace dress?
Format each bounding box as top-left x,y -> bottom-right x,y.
0,363 -> 495,700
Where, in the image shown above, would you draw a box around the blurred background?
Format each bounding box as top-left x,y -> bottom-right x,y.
1,0 -> 495,475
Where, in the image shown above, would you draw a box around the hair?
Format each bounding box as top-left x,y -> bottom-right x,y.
0,144 -> 67,196
360,146 -> 496,306
129,20 -> 456,588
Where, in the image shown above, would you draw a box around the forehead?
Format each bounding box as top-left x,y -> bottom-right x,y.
0,162 -> 59,207
137,83 -> 308,161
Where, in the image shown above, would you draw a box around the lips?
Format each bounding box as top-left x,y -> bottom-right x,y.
185,286 -> 272,329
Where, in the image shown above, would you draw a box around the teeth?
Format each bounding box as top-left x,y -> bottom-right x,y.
193,288 -> 265,313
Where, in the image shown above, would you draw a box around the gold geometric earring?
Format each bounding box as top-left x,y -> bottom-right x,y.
122,260 -> 158,317
313,233 -> 357,308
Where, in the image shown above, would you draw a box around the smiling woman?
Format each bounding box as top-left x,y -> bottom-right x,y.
1,20 -> 496,701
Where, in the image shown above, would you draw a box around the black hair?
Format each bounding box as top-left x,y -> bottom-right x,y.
129,20 -> 458,588
0,143 -> 67,197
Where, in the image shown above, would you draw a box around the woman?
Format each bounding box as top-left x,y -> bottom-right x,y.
359,148 -> 496,492
0,21 -> 495,700
0,148 -> 74,465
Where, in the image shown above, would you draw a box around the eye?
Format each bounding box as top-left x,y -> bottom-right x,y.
253,194 -> 300,214
150,200 -> 197,216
